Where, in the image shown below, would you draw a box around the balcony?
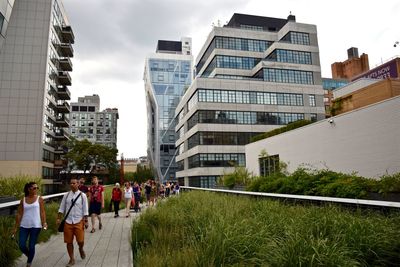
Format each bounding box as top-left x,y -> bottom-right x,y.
54,129 -> 70,141
55,114 -> 70,127
56,71 -> 72,86
56,101 -> 70,113
59,57 -> 73,71
61,25 -> 75,44
54,43 -> 74,58
54,159 -> 68,169
56,85 -> 71,100
54,145 -> 67,154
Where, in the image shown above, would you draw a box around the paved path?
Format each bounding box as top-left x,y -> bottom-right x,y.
16,207 -> 146,267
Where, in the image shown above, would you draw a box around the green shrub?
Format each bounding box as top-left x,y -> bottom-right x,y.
218,167 -> 252,189
0,175 -> 42,198
251,120 -> 312,143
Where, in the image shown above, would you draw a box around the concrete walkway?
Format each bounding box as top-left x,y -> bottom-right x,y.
16,207 -> 146,267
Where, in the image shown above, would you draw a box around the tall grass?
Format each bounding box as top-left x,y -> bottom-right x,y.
0,175 -> 42,198
131,191 -> 400,266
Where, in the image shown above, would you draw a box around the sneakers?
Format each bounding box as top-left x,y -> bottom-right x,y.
114,214 -> 119,218
66,259 -> 75,267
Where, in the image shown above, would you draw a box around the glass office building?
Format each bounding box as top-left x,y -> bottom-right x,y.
144,38 -> 193,183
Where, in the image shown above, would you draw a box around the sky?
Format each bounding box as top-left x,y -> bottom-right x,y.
62,0 -> 400,159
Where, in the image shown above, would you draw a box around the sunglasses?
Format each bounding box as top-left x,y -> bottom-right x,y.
31,187 -> 38,190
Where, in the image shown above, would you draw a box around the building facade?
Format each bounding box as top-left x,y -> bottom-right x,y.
175,13 -> 325,188
245,95 -> 400,179
331,47 -> 369,80
331,78 -> 400,115
70,94 -> 119,149
0,0 -> 74,191
144,38 -> 193,183
322,78 -> 348,117
0,0 -> 15,52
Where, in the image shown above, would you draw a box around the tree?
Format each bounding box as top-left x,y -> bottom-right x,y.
64,138 -> 118,174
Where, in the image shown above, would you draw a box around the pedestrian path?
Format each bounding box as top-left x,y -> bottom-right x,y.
16,208 -> 146,267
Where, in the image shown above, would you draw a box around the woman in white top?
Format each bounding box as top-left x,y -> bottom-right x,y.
13,182 -> 47,267
124,182 -> 133,217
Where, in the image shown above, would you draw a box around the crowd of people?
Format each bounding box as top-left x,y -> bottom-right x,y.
12,177 -> 181,267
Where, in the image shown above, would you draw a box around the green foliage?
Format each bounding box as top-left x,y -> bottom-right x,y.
251,119 -> 312,143
218,167 -> 252,189
64,137 -> 118,174
0,176 -> 42,198
247,168 -> 400,199
131,191 -> 400,266
132,165 -> 154,183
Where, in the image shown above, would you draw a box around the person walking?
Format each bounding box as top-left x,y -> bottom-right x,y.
111,183 -> 122,218
78,177 -> 89,195
13,182 -> 47,267
88,176 -> 104,233
124,182 -> 133,217
144,180 -> 152,206
57,178 -> 89,267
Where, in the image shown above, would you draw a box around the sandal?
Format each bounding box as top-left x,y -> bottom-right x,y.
90,229 -> 95,233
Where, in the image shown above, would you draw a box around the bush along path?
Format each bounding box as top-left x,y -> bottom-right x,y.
131,191 -> 400,266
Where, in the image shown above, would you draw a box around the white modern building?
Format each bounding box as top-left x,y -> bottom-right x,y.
0,0 -> 74,192
175,13 -> 325,187
245,95 -> 400,178
70,94 -> 119,149
144,38 -> 193,183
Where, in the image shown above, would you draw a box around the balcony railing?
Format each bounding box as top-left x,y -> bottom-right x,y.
58,57 -> 73,71
55,114 -> 70,127
56,85 -> 71,100
56,101 -> 70,113
54,159 -> 68,169
54,43 -> 74,58
61,25 -> 75,44
57,71 -> 72,86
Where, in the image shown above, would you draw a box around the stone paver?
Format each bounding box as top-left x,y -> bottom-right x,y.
16,206 -> 146,267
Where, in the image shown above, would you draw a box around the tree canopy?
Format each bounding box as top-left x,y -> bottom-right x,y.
64,138 -> 118,174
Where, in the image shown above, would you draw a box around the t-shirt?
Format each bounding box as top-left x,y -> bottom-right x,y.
112,188 -> 122,201
144,184 -> 152,194
78,184 -> 88,193
124,187 -> 133,199
89,185 -> 104,203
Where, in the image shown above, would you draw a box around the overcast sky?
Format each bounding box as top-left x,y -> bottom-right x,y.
62,0 -> 400,159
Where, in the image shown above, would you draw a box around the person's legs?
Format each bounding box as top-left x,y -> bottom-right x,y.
26,228 -> 41,264
18,227 -> 29,258
125,198 -> 131,217
90,213 -> 96,232
114,200 -> 120,216
98,214 -> 102,229
75,221 -> 85,260
66,243 -> 74,265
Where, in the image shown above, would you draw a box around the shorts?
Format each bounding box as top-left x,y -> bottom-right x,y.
89,201 -> 102,215
64,220 -> 84,243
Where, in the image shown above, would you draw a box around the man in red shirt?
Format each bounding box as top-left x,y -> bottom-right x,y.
88,176 -> 104,233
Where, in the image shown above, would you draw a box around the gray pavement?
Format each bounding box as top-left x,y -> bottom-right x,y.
16,207 -> 146,267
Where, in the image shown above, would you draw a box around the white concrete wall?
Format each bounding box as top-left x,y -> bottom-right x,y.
245,96 -> 400,178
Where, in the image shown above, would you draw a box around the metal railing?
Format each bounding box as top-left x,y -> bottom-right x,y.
0,192 -> 67,215
181,186 -> 400,209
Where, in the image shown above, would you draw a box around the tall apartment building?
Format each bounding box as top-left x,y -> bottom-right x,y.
175,13 -> 325,188
331,47 -> 369,80
0,0 -> 74,192
70,94 -> 119,149
144,38 -> 193,183
0,1 -> 16,51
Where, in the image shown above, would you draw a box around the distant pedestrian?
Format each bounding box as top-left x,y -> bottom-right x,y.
88,176 -> 104,233
13,182 -> 47,267
175,183 -> 180,195
57,178 -> 89,267
165,182 -> 171,197
78,177 -> 88,195
144,180 -> 152,206
111,183 -> 122,218
132,182 -> 141,212
124,182 -> 133,217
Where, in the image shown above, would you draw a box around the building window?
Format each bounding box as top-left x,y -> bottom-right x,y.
259,154 -> 280,177
309,95 -> 316,106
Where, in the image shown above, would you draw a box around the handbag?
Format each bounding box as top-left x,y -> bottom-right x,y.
58,192 -> 82,232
